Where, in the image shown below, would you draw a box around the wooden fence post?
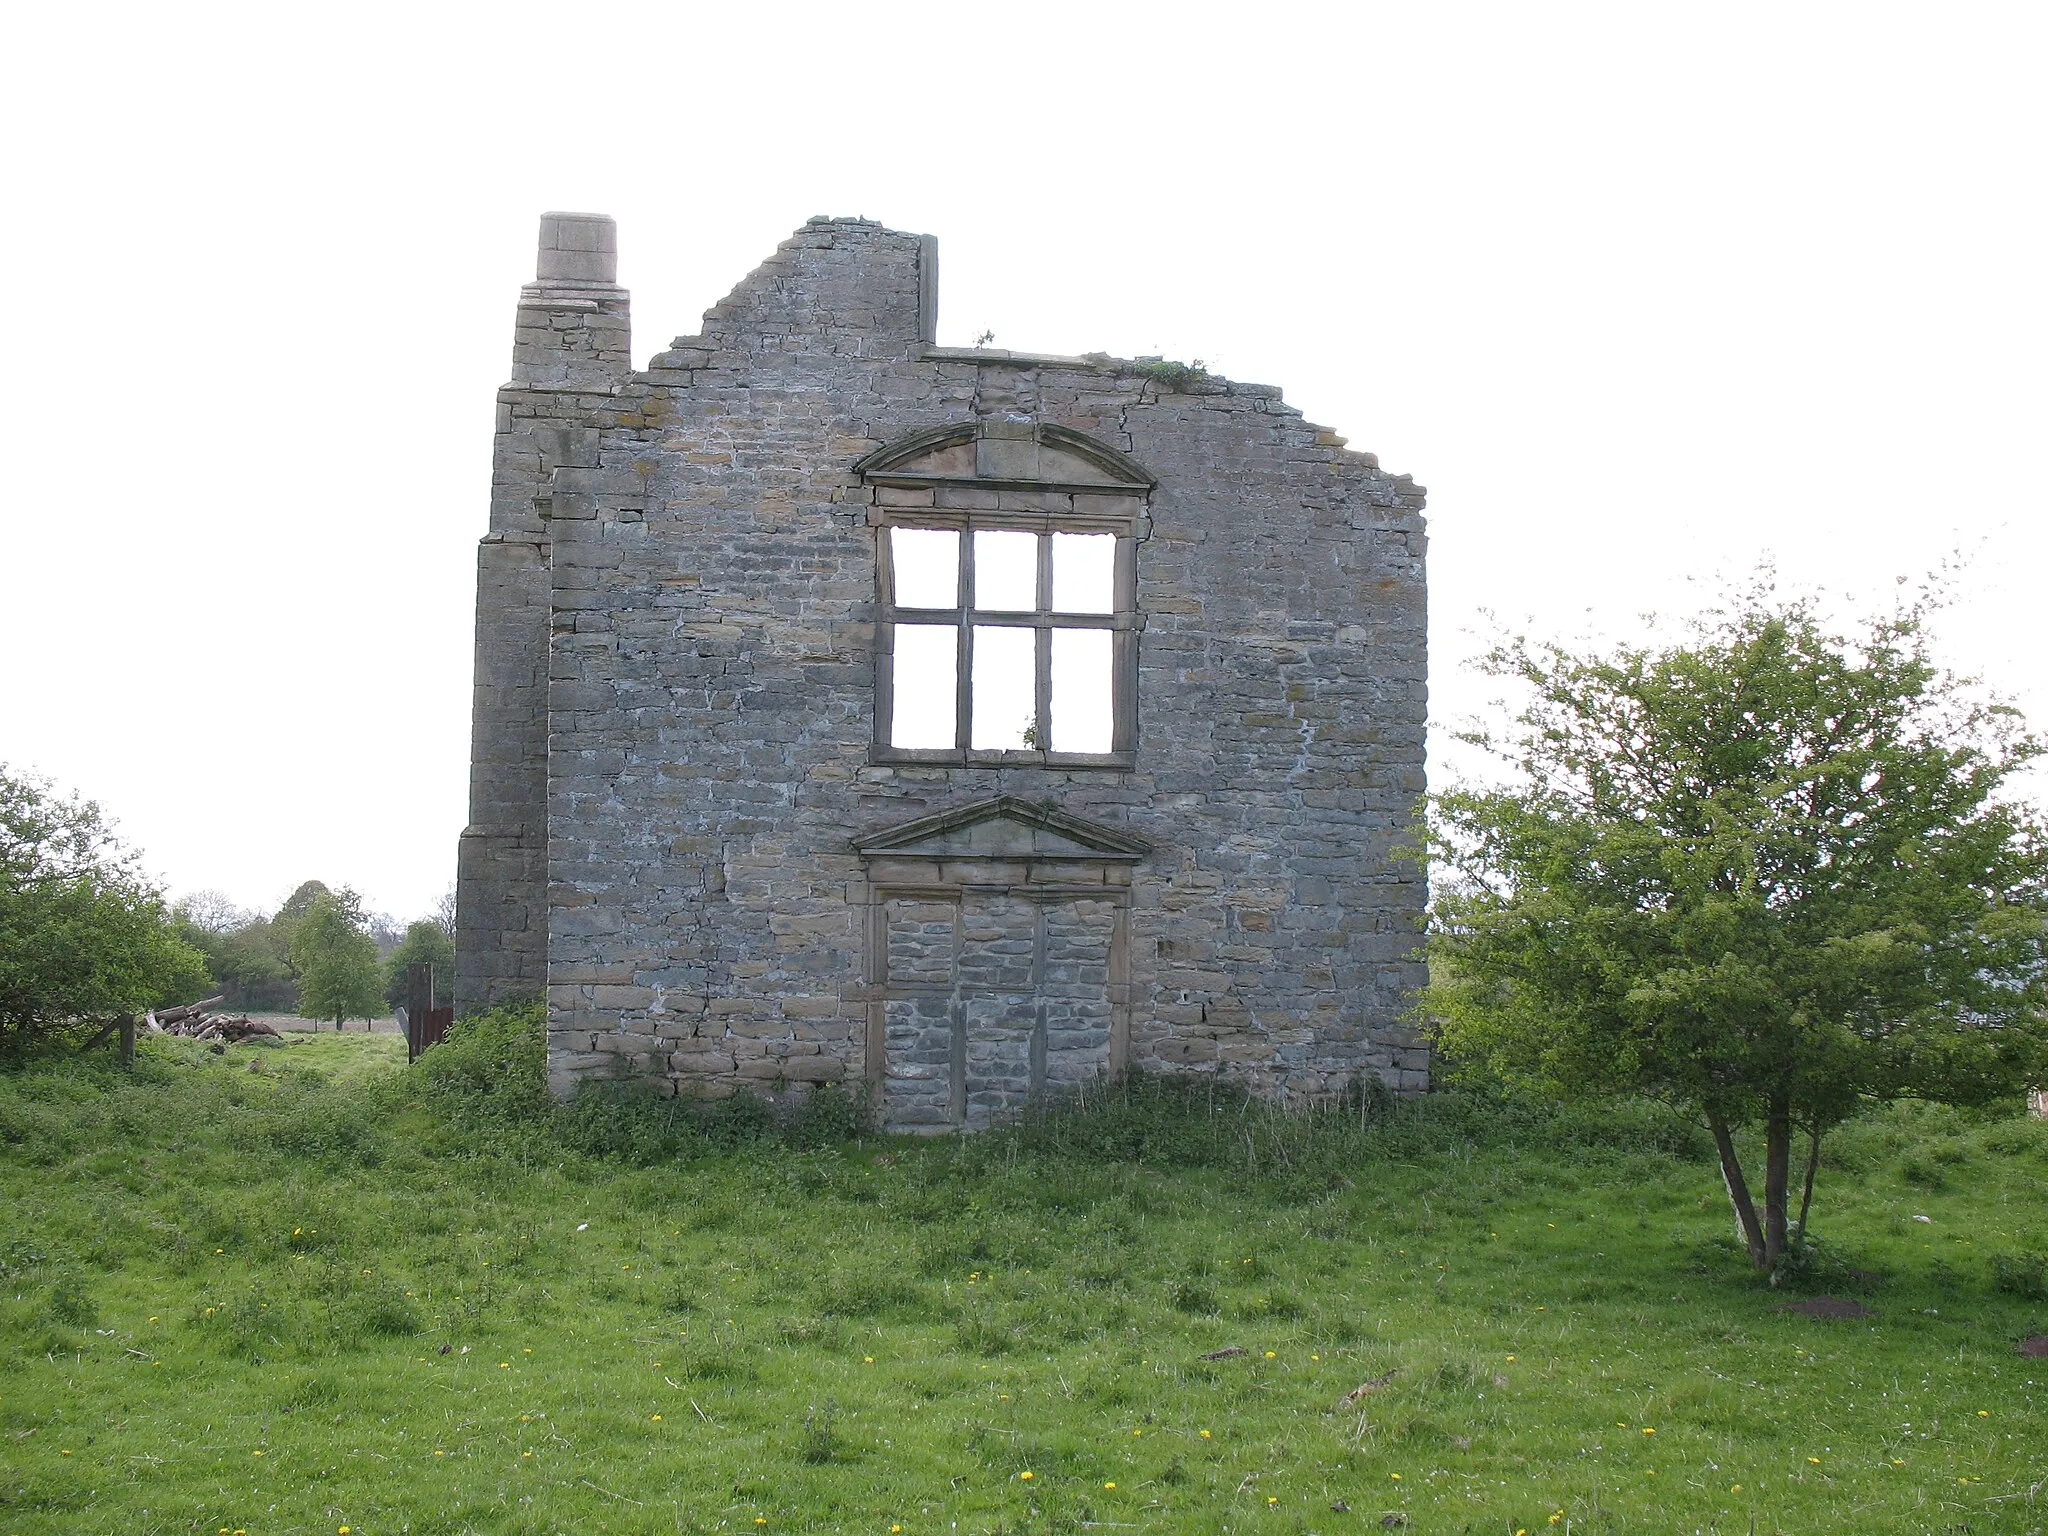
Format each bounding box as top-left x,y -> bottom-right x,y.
405,963 -> 433,1063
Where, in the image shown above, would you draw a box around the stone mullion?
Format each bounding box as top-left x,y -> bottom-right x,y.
954,527 -> 974,752
1035,532 -> 1055,752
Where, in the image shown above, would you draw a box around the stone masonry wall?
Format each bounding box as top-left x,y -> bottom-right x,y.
457,214 -> 1429,1108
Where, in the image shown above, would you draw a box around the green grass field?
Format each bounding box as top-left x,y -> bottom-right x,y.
2,1019 -> 2045,1536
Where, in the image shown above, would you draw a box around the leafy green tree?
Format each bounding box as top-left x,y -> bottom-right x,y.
0,766 -> 211,1047
1425,586 -> 2048,1272
290,894 -> 383,1029
171,894 -> 297,1011
269,879 -> 338,981
382,919 -> 455,1009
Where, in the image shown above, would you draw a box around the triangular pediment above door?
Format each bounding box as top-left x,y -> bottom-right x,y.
852,796 -> 1152,861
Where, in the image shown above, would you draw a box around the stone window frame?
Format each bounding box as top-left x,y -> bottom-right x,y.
859,421 -> 1152,770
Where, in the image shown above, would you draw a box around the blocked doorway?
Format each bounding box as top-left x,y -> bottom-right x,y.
853,797 -> 1149,1134
876,888 -> 1125,1131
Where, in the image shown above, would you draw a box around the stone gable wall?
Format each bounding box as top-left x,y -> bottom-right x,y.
457,214 -> 1429,1111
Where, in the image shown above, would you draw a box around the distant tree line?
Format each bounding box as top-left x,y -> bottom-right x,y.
173,881 -> 455,1025
1,761 -> 454,1049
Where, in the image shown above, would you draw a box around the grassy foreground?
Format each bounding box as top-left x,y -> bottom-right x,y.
2,1016 -> 2046,1536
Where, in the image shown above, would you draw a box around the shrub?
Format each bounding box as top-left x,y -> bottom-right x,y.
413,999 -> 552,1126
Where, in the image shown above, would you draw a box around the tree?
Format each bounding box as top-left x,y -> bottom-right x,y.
0,766 -> 211,1047
382,919 -> 455,1009
1424,585 -> 2048,1272
290,894 -> 383,1029
269,879 -> 338,982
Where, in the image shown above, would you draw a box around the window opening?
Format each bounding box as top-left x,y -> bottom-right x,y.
1052,532 -> 1115,614
971,625 -> 1036,749
890,624 -> 957,748
973,530 -> 1037,611
1049,627 -> 1114,753
891,528 -> 958,607
882,520 -> 1134,760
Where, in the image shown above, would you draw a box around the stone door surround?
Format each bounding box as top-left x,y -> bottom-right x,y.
853,797 -> 1150,1131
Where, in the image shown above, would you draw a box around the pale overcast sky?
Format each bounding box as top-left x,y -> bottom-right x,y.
3,3 -> 2043,922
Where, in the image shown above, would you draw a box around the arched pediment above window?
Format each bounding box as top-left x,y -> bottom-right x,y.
855,421 -> 1154,491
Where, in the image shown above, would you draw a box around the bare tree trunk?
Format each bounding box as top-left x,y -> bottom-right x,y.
1793,1123 -> 1821,1245
1764,1097 -> 1792,1270
1707,1109 -> 1767,1269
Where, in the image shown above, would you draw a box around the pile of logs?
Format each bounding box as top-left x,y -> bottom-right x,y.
145,997 -> 282,1044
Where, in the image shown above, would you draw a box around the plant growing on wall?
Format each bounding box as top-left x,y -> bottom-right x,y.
1424,579 -> 2048,1272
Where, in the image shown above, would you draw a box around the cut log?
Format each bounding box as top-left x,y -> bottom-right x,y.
155,996 -> 225,1027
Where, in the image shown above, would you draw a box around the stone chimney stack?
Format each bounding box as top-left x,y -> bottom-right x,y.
510,212 -> 631,390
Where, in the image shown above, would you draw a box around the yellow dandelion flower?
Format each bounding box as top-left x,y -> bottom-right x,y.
1390,1472 -> 1401,1480
1020,1470 -> 1034,1481
148,1316 -> 157,1323
1807,1457 -> 1820,1465
1978,1410 -> 1991,1417
1643,1427 -> 1655,1435
1200,1429 -> 1212,1439
865,1356 -> 874,1363
1105,1481 -> 1116,1489
252,1450 -> 263,1457
1265,1351 -> 1276,1359
523,1450 -> 533,1458
1506,1355 -> 1516,1362
1731,1484 -> 1742,1492
1268,1496 -> 1279,1505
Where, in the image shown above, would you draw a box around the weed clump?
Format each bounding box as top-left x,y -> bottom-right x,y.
1993,1251 -> 2047,1301
958,1070 -> 1705,1199
798,1398 -> 843,1464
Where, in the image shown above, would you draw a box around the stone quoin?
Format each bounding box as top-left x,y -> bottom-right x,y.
455,213 -> 1430,1129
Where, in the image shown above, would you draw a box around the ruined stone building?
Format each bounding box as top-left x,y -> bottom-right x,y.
455,213 -> 1429,1129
